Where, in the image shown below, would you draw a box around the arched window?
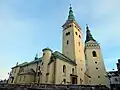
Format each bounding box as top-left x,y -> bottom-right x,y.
92,51 -> 97,57
67,40 -> 69,44
78,42 -> 80,46
72,68 -> 74,74
38,66 -> 40,70
80,78 -> 83,84
63,65 -> 66,73
63,79 -> 66,84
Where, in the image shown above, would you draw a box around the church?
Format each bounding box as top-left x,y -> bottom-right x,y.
8,5 -> 108,86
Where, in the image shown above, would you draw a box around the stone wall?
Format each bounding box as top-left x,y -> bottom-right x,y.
0,84 -> 109,90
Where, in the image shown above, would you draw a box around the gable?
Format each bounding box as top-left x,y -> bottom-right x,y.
48,51 -> 76,65
12,58 -> 42,69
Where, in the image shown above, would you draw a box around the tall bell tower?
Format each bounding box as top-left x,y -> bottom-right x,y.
84,25 -> 108,86
62,5 -> 85,84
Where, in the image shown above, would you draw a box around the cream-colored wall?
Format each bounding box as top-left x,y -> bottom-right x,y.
9,62 -> 37,84
8,49 -> 52,84
84,73 -> 90,85
55,58 -> 75,84
8,66 -> 20,84
27,63 -> 37,73
35,62 -> 42,83
41,50 -> 52,83
17,74 -> 34,84
72,24 -> 85,84
62,22 -> 85,84
62,25 -> 75,61
85,41 -> 109,86
48,61 -> 55,84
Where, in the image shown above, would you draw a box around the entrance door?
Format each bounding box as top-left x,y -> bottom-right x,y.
72,77 -> 77,84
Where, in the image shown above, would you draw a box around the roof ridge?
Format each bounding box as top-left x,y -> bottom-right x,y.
53,51 -> 76,64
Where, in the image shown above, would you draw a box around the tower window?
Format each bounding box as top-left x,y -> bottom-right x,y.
79,35 -> 81,38
64,27 -> 67,30
98,76 -> 100,78
75,26 -> 77,28
95,61 -> 97,64
81,68 -> 83,71
67,40 -> 69,44
78,42 -> 80,46
66,32 -> 70,36
63,65 -> 66,73
92,51 -> 97,57
75,32 -> 77,35
67,26 -> 69,28
96,67 -> 98,70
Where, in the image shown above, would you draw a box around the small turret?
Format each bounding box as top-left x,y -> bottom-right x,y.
42,47 -> 52,58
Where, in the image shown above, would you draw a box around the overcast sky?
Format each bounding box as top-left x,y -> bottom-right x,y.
0,0 -> 120,79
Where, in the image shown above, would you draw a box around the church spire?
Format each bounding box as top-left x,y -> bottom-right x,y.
68,4 -> 75,21
85,24 -> 96,43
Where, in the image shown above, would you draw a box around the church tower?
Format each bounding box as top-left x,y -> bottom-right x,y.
62,5 -> 85,84
84,25 -> 108,85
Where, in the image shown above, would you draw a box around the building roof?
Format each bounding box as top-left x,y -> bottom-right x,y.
42,47 -> 53,52
85,25 -> 97,43
12,58 -> 42,69
48,51 -> 76,65
12,49 -> 76,69
108,71 -> 119,76
62,5 -> 81,30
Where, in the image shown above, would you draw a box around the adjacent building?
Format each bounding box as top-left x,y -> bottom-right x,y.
8,5 -> 108,86
107,59 -> 120,89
